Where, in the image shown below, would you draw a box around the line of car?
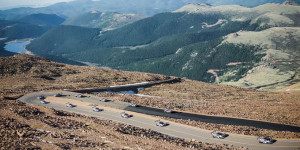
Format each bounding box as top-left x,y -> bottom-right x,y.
37,94 -> 276,144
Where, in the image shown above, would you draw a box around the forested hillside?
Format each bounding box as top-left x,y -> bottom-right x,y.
0,19 -> 51,56
26,2 -> 300,90
0,18 -> 84,65
63,11 -> 145,30
17,13 -> 65,26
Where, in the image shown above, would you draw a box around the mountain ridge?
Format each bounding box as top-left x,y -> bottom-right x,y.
1,0 -> 300,20
22,2 -> 300,90
63,11 -> 146,30
17,13 -> 65,26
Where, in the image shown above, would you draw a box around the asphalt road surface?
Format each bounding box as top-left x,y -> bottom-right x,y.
19,92 -> 300,150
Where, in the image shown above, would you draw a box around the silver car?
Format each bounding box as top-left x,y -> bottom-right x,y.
155,120 -> 168,127
100,98 -> 109,102
76,94 -> 84,98
40,100 -> 48,104
258,137 -> 275,144
93,107 -> 103,112
121,112 -> 132,118
211,132 -> 228,139
66,103 -> 75,108
37,95 -> 46,100
129,103 -> 137,107
164,109 -> 173,113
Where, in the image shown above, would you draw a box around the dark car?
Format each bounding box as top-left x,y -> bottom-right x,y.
54,93 -> 62,97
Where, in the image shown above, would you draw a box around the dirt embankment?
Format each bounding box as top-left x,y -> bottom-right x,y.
0,54 -> 170,96
135,80 -> 300,127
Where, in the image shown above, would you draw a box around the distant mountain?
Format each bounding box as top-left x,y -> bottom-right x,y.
0,0 -> 207,20
63,11 -> 145,30
2,0 -> 300,20
206,0 -> 300,7
27,2 -> 300,90
0,20 -> 51,41
17,13 -> 65,26
283,0 -> 300,5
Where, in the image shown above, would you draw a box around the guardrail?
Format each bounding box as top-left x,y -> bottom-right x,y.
71,78 -> 181,93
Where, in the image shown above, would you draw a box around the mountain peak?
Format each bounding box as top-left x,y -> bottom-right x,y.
196,3 -> 212,7
90,10 -> 99,14
283,0 -> 300,5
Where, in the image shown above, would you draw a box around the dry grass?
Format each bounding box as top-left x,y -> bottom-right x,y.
137,80 -> 300,126
97,80 -> 300,138
1,54 -> 299,142
0,54 -> 169,96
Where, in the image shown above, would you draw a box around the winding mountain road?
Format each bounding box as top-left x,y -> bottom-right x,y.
19,92 -> 300,150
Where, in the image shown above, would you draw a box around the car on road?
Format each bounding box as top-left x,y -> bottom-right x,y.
40,100 -> 48,104
100,98 -> 109,102
76,94 -> 84,98
164,109 -> 173,113
258,137 -> 275,144
155,120 -> 168,127
92,107 -> 103,112
129,103 -> 138,107
121,112 -> 132,118
211,132 -> 228,139
37,95 -> 46,100
54,93 -> 62,97
66,103 -> 75,108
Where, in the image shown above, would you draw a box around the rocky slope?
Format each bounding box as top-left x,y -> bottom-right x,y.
0,54 -> 169,96
220,27 -> 300,90
1,54 -> 299,140
0,97 -> 243,149
0,54 -> 250,149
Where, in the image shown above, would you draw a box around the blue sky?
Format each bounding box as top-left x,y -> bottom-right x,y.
0,0 -> 75,9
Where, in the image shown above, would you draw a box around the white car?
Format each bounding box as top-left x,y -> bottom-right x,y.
40,100 -> 48,104
164,109 -> 173,113
93,107 -> 103,112
155,120 -> 168,127
100,98 -> 109,102
121,112 -> 132,118
66,103 -> 75,108
129,103 -> 137,107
